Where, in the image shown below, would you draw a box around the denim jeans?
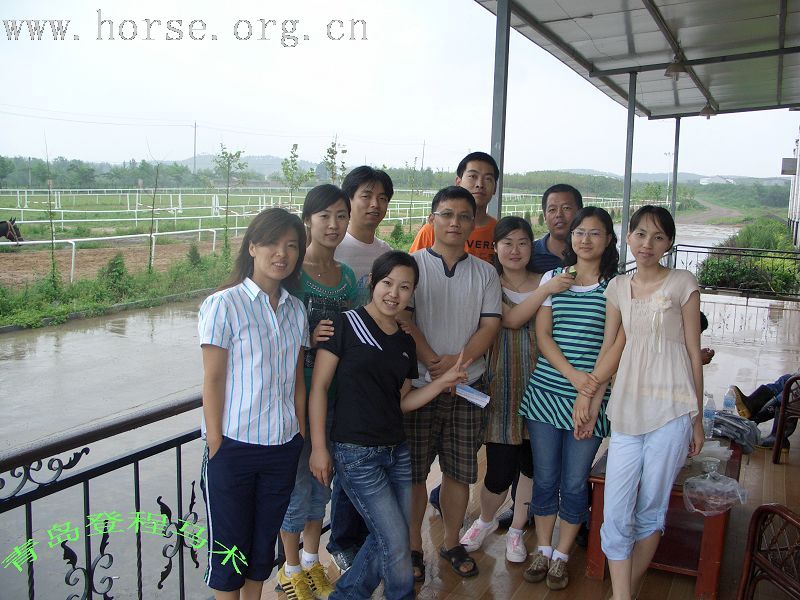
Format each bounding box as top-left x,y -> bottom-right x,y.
767,374 -> 792,403
327,474 -> 370,553
281,407 -> 334,533
330,442 -> 414,600
527,419 -> 601,525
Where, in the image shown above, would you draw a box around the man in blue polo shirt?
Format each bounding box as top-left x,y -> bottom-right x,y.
533,183 -> 583,273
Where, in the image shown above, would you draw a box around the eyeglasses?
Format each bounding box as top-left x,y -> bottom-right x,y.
432,211 -> 474,223
571,229 -> 605,240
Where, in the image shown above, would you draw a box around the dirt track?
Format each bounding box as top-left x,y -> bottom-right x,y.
0,238 -> 230,288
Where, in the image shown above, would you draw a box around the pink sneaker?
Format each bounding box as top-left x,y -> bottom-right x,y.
460,519 -> 498,552
505,530 -> 527,562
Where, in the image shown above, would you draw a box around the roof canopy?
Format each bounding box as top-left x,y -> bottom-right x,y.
476,0 -> 800,119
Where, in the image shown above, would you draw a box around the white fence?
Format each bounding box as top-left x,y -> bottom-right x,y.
0,228 -> 222,282
2,192 -> 672,233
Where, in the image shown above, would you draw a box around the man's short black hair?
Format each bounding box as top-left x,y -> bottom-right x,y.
541,183 -> 584,212
456,152 -> 499,180
431,186 -> 477,215
341,166 -> 394,201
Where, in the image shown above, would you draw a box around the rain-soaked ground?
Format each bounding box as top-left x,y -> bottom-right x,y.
1,299 -> 204,451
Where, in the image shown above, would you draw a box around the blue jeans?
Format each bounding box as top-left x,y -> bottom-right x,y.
527,419 -> 601,525
767,374 -> 792,403
280,432 -> 331,532
327,474 -> 369,553
330,442 -> 414,600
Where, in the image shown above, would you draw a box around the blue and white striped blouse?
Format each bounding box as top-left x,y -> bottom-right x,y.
198,277 -> 309,446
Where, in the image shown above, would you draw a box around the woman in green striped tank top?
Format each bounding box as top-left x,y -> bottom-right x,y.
518,207 -> 619,591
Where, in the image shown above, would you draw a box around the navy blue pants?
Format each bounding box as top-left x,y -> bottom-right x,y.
201,434 -> 303,592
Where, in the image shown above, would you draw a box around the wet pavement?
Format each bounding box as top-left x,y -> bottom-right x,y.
1,299 -> 204,451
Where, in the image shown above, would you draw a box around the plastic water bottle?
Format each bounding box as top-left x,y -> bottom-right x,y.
703,392 -> 716,439
723,386 -> 737,414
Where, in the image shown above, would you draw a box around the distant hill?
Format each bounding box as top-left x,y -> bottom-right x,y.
560,168 -> 788,186
175,154 -> 317,177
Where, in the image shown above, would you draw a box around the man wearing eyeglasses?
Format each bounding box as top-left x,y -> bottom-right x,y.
534,184 -> 584,273
403,185 -> 502,580
409,152 -> 499,263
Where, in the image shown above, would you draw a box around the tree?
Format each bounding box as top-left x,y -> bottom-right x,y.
212,144 -> 247,261
0,157 -> 14,187
281,144 -> 314,202
322,137 -> 347,184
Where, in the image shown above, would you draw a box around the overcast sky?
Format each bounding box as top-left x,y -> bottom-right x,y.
2,0 -> 798,178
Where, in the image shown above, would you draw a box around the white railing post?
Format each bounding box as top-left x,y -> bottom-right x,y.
69,241 -> 76,282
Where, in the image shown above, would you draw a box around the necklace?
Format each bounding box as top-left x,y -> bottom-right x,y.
305,260 -> 335,278
573,270 -> 600,286
501,273 -> 531,292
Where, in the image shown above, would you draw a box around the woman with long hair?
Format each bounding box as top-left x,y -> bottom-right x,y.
519,207 -> 619,591
278,184 -> 358,599
198,207 -> 308,599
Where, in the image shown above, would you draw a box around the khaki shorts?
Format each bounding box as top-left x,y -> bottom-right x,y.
403,391 -> 485,485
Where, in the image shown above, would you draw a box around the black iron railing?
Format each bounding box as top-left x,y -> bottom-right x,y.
0,396 -> 203,600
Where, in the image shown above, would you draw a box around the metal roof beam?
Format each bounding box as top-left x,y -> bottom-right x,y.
590,46 -> 800,77
648,102 -> 800,120
509,0 -> 651,116
778,0 -> 787,104
641,0 -> 718,110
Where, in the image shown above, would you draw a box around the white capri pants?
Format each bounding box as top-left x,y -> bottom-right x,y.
600,414 -> 692,561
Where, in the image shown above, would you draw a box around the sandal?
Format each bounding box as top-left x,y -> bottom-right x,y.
439,544 -> 479,578
411,550 -> 425,583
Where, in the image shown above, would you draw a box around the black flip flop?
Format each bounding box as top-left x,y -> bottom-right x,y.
439,544 -> 479,578
411,550 -> 425,583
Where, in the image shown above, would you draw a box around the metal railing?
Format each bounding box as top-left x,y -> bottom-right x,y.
0,396 -> 204,600
673,244 -> 800,300
621,244 -> 800,301
0,395 -> 328,599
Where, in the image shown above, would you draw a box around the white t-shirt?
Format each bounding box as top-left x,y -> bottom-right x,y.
334,232 -> 393,307
539,270 -> 601,307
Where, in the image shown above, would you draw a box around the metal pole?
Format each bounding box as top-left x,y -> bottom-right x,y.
488,0 -> 511,219
619,72 -> 637,271
670,117 -> 681,216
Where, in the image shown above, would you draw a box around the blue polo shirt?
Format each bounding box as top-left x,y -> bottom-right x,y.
533,233 -> 565,273
198,278 -> 309,446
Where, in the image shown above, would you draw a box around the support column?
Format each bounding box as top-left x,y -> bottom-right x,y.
670,117 -> 681,216
488,0 -> 511,219
619,72 -> 637,271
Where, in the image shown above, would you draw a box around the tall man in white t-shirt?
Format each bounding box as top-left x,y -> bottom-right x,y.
328,166 -> 394,571
334,166 -> 394,307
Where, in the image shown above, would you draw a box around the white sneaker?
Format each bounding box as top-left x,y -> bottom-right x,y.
505,530 -> 527,563
460,519 -> 498,552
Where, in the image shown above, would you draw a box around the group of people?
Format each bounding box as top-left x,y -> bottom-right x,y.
198,151 -> 710,600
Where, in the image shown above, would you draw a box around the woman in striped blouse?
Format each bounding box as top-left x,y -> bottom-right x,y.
518,207 -> 619,591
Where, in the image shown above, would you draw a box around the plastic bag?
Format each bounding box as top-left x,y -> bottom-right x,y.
683,457 -> 748,516
695,441 -> 733,462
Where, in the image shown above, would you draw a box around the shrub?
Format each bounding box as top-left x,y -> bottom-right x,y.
390,222 -> 405,246
97,252 -> 133,301
187,243 -> 202,267
697,254 -> 799,295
